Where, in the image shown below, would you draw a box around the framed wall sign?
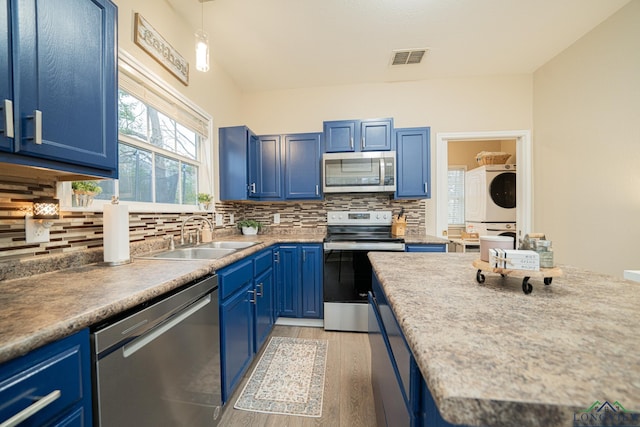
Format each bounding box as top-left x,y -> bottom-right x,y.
134,13 -> 189,86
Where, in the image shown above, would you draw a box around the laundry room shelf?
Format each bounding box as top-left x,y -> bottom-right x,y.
472,259 -> 563,295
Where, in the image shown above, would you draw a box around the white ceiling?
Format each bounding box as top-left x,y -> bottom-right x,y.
167,0 -> 631,93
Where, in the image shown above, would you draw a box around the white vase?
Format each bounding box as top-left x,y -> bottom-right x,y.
242,226 -> 258,235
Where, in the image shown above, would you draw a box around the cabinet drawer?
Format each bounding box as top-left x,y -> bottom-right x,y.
0,330 -> 89,427
254,249 -> 272,276
219,258 -> 253,300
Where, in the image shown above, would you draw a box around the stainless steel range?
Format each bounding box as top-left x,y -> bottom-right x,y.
323,211 -> 405,332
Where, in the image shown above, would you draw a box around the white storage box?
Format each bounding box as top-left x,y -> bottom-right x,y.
489,249 -> 540,271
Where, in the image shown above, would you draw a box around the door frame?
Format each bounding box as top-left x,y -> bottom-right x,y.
435,130 -> 532,240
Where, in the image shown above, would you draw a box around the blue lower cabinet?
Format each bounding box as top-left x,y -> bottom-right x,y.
274,244 -> 323,319
219,248 -> 277,403
220,281 -> 254,403
405,244 -> 447,253
0,329 -> 92,426
370,273 -> 465,427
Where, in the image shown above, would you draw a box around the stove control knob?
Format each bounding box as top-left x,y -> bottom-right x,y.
375,214 -> 380,219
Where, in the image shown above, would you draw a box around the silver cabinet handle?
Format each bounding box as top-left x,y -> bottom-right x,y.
362,136 -> 365,149
303,250 -> 306,263
0,389 -> 61,427
350,137 -> 354,150
248,289 -> 256,304
256,282 -> 263,297
424,182 -> 428,193
27,110 -> 42,144
123,294 -> 211,358
274,251 -> 279,263
1,99 -> 14,138
250,183 -> 256,194
315,185 -> 319,196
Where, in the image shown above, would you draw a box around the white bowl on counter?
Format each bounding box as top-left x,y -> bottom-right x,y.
479,236 -> 515,262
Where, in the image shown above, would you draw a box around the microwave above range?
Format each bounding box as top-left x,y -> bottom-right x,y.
322,151 -> 396,193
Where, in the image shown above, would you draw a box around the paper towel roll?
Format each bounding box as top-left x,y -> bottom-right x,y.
103,203 -> 131,265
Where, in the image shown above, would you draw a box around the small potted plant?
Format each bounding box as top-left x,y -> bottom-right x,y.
237,219 -> 262,235
72,181 -> 103,207
197,193 -> 212,210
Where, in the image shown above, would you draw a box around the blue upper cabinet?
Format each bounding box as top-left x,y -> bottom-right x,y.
324,118 -> 393,152
249,134 -> 283,200
284,133 -> 322,200
0,0 -> 12,152
1,0 -> 118,178
361,118 -> 393,151
324,120 -> 358,152
395,127 -> 431,199
219,126 -> 254,201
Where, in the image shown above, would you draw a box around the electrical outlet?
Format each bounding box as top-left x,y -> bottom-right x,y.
215,213 -> 223,226
229,213 -> 235,225
273,213 -> 280,224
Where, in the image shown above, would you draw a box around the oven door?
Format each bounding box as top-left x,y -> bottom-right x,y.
323,244 -> 404,332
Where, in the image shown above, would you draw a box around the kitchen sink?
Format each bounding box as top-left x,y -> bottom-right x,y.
140,247 -> 237,261
198,241 -> 258,249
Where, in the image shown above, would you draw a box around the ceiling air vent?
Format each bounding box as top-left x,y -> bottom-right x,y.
390,49 -> 428,66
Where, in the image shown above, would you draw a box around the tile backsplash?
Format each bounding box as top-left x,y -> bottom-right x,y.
0,176 -> 426,278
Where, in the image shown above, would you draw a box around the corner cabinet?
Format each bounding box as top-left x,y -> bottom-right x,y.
0,329 -> 92,426
395,127 -> 431,199
274,244 -> 323,319
0,0 -> 118,179
324,118 -> 393,152
249,134 -> 283,200
284,133 -> 322,199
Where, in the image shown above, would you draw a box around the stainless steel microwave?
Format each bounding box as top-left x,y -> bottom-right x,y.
322,151 -> 396,193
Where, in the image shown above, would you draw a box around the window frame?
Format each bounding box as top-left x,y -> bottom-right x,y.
59,50 -> 214,213
447,165 -> 467,226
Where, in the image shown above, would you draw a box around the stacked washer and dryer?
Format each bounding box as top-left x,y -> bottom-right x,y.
465,164 -> 517,246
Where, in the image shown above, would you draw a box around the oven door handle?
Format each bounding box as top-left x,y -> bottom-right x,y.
122,294 -> 212,358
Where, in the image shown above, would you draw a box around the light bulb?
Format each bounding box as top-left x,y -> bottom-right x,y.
195,30 -> 209,72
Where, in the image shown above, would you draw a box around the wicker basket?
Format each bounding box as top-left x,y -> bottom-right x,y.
476,151 -> 512,165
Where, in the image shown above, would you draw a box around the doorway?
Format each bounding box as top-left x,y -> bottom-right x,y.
435,130 -> 532,241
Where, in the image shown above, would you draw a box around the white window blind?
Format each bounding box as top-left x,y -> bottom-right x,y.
448,166 -> 466,225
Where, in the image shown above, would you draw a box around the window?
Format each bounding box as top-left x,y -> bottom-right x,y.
69,51 -> 213,211
112,89 -> 200,205
448,166 -> 466,225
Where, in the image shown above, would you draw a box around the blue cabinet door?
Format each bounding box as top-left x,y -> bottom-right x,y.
276,245 -> 300,317
249,134 -> 283,199
254,266 -> 274,351
10,0 -> 117,177
284,133 -> 322,199
0,0 -> 12,152
0,329 -> 92,427
220,282 -> 254,403
301,244 -> 323,318
324,120 -> 358,152
405,244 -> 446,253
396,127 -> 431,199
361,118 -> 393,151
219,126 -> 254,201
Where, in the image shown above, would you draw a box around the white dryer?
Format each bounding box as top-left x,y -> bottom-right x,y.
465,165 -> 516,222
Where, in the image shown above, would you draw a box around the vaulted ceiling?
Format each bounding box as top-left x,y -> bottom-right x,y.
167,0 -> 631,92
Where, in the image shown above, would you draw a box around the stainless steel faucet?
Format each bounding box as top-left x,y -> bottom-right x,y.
180,215 -> 214,245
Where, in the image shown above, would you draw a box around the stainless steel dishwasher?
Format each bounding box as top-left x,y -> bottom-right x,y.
92,275 -> 221,426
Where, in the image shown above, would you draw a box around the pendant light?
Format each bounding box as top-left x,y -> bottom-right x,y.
195,0 -> 209,72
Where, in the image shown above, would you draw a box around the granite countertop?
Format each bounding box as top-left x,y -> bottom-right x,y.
369,252 -> 640,427
403,235 -> 450,245
0,234 -> 323,364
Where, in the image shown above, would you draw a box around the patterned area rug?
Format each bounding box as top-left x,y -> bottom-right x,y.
234,336 -> 328,417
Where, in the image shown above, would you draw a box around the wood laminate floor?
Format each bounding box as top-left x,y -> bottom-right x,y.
218,325 -> 378,427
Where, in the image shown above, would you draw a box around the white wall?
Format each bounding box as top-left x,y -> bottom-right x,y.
533,0 -> 640,276
241,75 -> 534,233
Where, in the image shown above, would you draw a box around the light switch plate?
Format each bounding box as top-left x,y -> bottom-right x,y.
273,213 -> 280,224
215,213 -> 223,226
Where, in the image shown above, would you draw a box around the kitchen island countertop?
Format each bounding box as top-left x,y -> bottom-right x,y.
369,252 -> 640,427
